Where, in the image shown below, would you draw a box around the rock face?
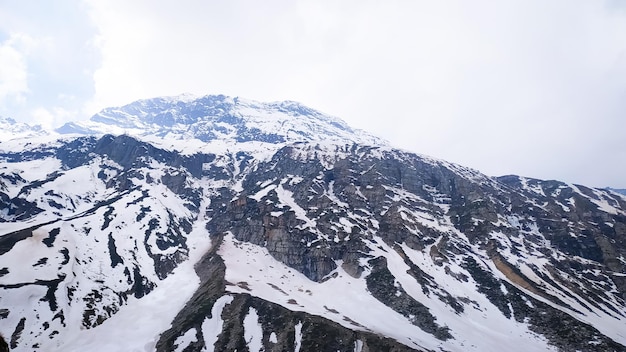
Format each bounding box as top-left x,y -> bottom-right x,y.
0,95 -> 625,351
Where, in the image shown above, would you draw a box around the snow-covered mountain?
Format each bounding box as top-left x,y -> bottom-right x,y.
0,117 -> 47,141
1,95 -> 625,352
56,94 -> 383,146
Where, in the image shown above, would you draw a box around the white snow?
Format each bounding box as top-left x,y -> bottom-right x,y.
40,249 -> 206,351
219,233 -> 558,352
354,339 -> 364,352
338,217 -> 355,234
275,182 -> 318,231
570,184 -> 623,215
520,177 -> 546,197
326,180 -> 349,208
385,240 -> 557,352
202,295 -> 234,351
31,191 -> 215,352
243,307 -> 264,352
174,328 -> 197,352
294,321 -> 303,352
250,184 -> 277,201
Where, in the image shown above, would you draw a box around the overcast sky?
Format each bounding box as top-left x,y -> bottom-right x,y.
1,1 -> 625,188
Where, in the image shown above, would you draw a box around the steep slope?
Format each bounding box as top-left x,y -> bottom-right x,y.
0,95 -> 625,352
160,143 -> 626,352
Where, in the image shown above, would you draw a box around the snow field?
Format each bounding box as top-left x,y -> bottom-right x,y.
37,198 -> 214,352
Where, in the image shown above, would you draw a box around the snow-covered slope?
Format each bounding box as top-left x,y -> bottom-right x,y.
1,95 -> 625,352
607,187 -> 626,196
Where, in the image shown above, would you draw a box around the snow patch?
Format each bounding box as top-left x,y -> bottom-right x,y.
174,328 -> 197,352
294,321 -> 303,352
243,307 -> 264,352
202,295 -> 234,351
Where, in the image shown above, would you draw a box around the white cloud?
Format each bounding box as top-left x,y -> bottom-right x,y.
31,106 -> 77,129
0,34 -> 32,106
0,1 -> 98,125
3,0 -> 626,187
30,107 -> 55,128
84,0 -> 300,112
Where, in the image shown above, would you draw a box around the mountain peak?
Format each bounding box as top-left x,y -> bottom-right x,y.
56,94 -> 385,146
0,115 -> 45,141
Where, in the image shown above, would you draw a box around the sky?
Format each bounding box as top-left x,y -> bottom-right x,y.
0,0 -> 625,188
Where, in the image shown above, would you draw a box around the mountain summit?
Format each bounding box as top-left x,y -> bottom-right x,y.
0,116 -> 45,141
0,95 -> 625,351
57,94 -> 384,146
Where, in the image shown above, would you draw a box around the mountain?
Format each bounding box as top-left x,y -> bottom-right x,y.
0,117 -> 47,141
0,95 -> 625,352
56,94 -> 383,146
607,188 -> 626,196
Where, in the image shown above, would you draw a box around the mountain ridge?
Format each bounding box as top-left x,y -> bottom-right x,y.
55,94 -> 385,147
